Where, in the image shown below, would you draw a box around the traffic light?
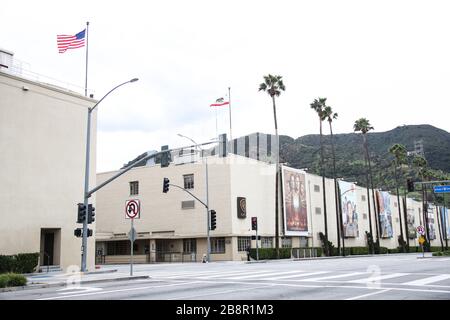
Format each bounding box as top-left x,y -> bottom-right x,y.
77,203 -> 86,223
87,204 -> 95,224
407,179 -> 415,192
251,217 -> 258,231
163,178 -> 170,193
87,229 -> 93,237
74,228 -> 82,237
210,210 -> 217,230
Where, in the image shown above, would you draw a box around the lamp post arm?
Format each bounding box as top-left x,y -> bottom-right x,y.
89,80 -> 136,113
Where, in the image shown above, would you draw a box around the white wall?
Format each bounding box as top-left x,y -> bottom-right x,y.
0,71 -> 97,270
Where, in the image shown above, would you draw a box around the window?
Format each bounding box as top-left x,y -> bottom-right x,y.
238,237 -> 251,252
183,239 -> 196,253
210,238 -> 225,254
183,174 -> 194,189
261,237 -> 273,248
107,241 -> 128,255
361,195 -> 366,201
282,237 -> 292,248
315,207 -> 321,215
314,185 -> 320,192
363,213 -> 368,220
129,181 -> 139,195
181,200 -> 195,209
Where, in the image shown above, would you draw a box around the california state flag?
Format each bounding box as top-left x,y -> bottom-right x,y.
210,97 -> 229,107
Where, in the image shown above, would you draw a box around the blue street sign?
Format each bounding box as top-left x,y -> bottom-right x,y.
433,185 -> 450,193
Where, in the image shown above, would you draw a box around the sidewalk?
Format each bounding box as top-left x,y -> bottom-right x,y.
0,267 -> 150,293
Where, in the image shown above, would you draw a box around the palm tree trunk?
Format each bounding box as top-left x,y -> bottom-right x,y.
319,120 -> 329,255
394,164 -> 405,250
364,156 -> 374,254
364,134 -> 380,250
272,95 -> 280,259
400,165 -> 410,251
329,122 -> 340,253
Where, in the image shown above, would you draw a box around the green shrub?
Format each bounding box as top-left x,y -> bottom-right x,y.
350,247 -> 369,255
15,253 -> 39,273
0,273 -> 27,288
0,253 -> 39,274
249,248 -> 291,260
0,256 -> 16,274
432,251 -> 443,256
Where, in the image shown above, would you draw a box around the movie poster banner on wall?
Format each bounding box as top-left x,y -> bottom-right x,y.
338,180 -> 359,238
376,191 -> 393,238
441,207 -> 450,240
427,204 -> 437,240
282,166 -> 308,236
406,198 -> 417,239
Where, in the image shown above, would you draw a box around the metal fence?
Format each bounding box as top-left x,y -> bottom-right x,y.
291,248 -> 318,259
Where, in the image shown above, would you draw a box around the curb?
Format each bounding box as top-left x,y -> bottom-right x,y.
0,275 -> 150,293
83,269 -> 118,275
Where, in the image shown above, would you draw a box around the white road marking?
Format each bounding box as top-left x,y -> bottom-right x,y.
168,284 -> 273,300
268,271 -> 330,280
201,270 -> 276,279
159,269 -> 264,279
57,287 -> 102,294
348,273 -> 410,284
37,281 -> 203,300
345,289 -> 391,300
227,270 -> 301,280
298,272 -> 365,282
402,274 -> 450,286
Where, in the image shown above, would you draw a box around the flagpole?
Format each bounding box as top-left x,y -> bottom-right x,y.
215,107 -> 218,139
228,87 -> 232,140
84,21 -> 89,97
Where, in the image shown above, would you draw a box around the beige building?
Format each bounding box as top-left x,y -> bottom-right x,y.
95,137 -> 446,264
0,50 -> 97,271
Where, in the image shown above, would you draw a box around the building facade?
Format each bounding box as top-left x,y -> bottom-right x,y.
95,141 -> 447,264
0,54 -> 97,271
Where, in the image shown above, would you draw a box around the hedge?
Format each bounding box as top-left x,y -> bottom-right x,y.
0,273 -> 27,288
0,253 -> 39,274
249,248 -> 291,260
432,250 -> 450,256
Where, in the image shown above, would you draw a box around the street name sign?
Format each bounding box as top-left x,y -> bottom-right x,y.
433,185 -> 450,193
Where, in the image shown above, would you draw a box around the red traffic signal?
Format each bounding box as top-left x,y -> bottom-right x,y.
251,217 -> 258,230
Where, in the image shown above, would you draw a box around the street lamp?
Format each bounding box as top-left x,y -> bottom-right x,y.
81,78 -> 138,272
177,133 -> 212,263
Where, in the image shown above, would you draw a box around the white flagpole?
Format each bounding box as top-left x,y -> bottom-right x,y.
228,87 -> 232,140
84,21 -> 89,97
215,107 -> 218,138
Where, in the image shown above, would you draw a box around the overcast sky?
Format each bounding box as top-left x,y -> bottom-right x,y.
2,0 -> 449,172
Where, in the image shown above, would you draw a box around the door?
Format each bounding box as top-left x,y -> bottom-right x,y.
43,232 -> 54,265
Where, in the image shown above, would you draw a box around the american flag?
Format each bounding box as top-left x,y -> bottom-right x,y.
57,29 -> 86,53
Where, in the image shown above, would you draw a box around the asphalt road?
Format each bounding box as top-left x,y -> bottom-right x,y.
1,254 -> 450,300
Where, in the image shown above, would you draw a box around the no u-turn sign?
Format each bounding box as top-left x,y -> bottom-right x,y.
125,199 -> 140,219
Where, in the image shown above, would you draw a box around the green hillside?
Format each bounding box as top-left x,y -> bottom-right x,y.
279,124 -> 450,193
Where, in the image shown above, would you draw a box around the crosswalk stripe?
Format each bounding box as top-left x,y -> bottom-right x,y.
298,272 -> 365,282
267,271 -> 330,281
226,270 -> 293,280
348,273 -> 410,284
159,269 -> 251,278
402,274 -> 450,286
203,270 -> 275,279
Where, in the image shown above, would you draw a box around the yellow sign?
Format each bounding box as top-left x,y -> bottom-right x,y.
419,236 -> 425,245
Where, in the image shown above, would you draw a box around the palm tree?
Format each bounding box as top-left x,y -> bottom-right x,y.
413,156 -> 430,248
259,74 -> 285,258
389,143 -> 407,252
354,118 -> 379,251
310,97 -> 330,255
323,105 -> 341,255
